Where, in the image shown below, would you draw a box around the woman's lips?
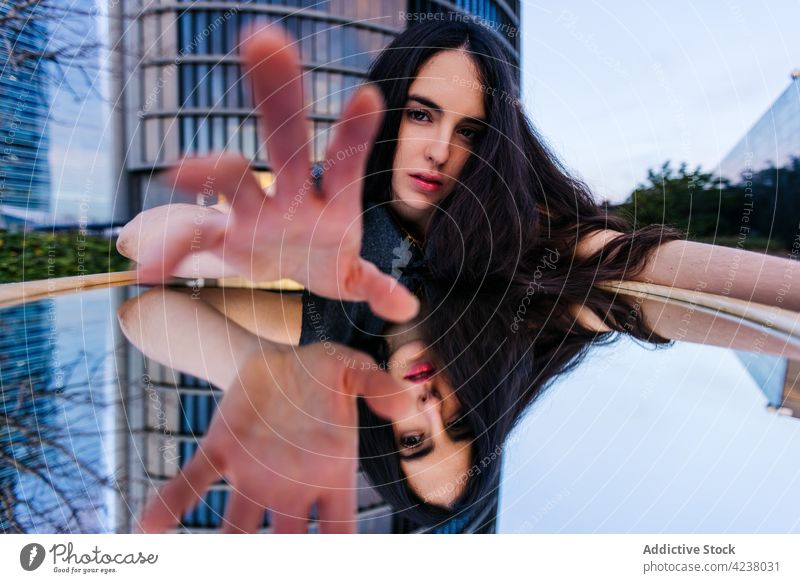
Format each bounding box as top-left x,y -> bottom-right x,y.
409,173 -> 443,193
404,361 -> 436,382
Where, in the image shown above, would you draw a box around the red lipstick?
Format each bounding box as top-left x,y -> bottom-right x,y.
404,361 -> 436,382
409,172 -> 443,192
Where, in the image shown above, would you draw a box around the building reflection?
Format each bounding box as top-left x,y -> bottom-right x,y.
0,302 -> 55,532
718,71 -> 800,417
0,293 -> 117,534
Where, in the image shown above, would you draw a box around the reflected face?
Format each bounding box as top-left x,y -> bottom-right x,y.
390,49 -> 487,234
384,323 -> 473,508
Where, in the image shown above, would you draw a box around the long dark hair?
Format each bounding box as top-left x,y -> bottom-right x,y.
357,17 -> 685,530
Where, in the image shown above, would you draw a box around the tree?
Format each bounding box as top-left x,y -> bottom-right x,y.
0,0 -> 104,104
614,161 -> 783,252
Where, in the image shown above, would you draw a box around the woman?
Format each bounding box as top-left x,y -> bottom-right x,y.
121,20 -> 533,531
119,18 -> 800,531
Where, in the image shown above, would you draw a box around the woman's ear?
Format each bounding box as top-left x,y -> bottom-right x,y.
574,229 -> 624,261
568,303 -> 613,333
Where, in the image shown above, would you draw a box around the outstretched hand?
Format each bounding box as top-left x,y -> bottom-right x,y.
136,344 -> 412,534
135,27 -> 418,323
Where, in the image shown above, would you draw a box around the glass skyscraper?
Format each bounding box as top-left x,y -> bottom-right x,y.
718,73 -> 800,184
0,2 -> 51,227
0,2 -> 54,533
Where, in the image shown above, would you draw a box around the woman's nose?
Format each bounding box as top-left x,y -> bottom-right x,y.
416,384 -> 441,411
425,138 -> 450,166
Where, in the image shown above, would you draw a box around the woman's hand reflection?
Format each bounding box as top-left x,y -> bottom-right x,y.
136,343 -> 411,534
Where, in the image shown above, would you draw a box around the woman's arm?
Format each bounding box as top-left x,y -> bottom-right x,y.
117,287 -> 266,389
575,230 -> 800,358
577,230 -> 800,311
175,287 -> 302,346
634,296 -> 800,359
639,238 -> 800,312
571,294 -> 800,358
118,286 -> 303,388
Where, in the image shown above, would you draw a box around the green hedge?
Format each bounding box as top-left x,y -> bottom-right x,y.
0,230 -> 131,284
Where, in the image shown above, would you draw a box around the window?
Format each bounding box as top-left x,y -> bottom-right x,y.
313,121 -> 330,162
225,8 -> 240,51
314,71 -> 328,115
144,117 -> 161,163
221,64 -> 232,108
196,63 -> 209,107
210,10 -> 224,54
195,10 -> 209,54
300,18 -> 314,62
242,116 -> 257,159
202,116 -> 214,154
178,12 -> 193,55
212,116 -> 225,151
179,64 -> 195,107
329,72 -> 342,116
227,115 -> 242,152
315,20 -> 328,64
330,23 -> 342,65
209,64 -> 223,107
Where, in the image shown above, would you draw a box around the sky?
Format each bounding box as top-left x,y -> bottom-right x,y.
46,0 -> 114,224
498,336 -> 800,533
519,0 -> 800,203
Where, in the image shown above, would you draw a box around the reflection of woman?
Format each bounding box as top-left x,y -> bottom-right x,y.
119,19 -> 800,532
120,286 -> 489,528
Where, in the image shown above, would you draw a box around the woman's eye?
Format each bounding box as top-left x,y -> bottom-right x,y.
459,127 -> 480,141
448,417 -> 466,429
407,109 -> 430,122
400,434 -> 424,449
447,414 -> 470,433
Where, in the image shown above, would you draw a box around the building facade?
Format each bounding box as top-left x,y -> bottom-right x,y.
0,2 -> 51,228
718,73 -> 800,184
113,0 -> 521,533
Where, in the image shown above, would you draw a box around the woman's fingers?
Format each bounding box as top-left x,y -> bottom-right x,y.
137,446 -> 224,533
136,211 -> 228,284
322,84 -> 384,214
339,347 -> 415,422
221,491 -> 265,534
345,258 -> 420,323
163,153 -> 268,220
269,510 -> 309,534
316,484 -> 357,534
241,27 -> 311,200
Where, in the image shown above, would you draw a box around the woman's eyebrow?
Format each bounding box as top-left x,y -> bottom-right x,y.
399,442 -> 435,461
407,94 -> 486,124
407,94 -> 441,112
